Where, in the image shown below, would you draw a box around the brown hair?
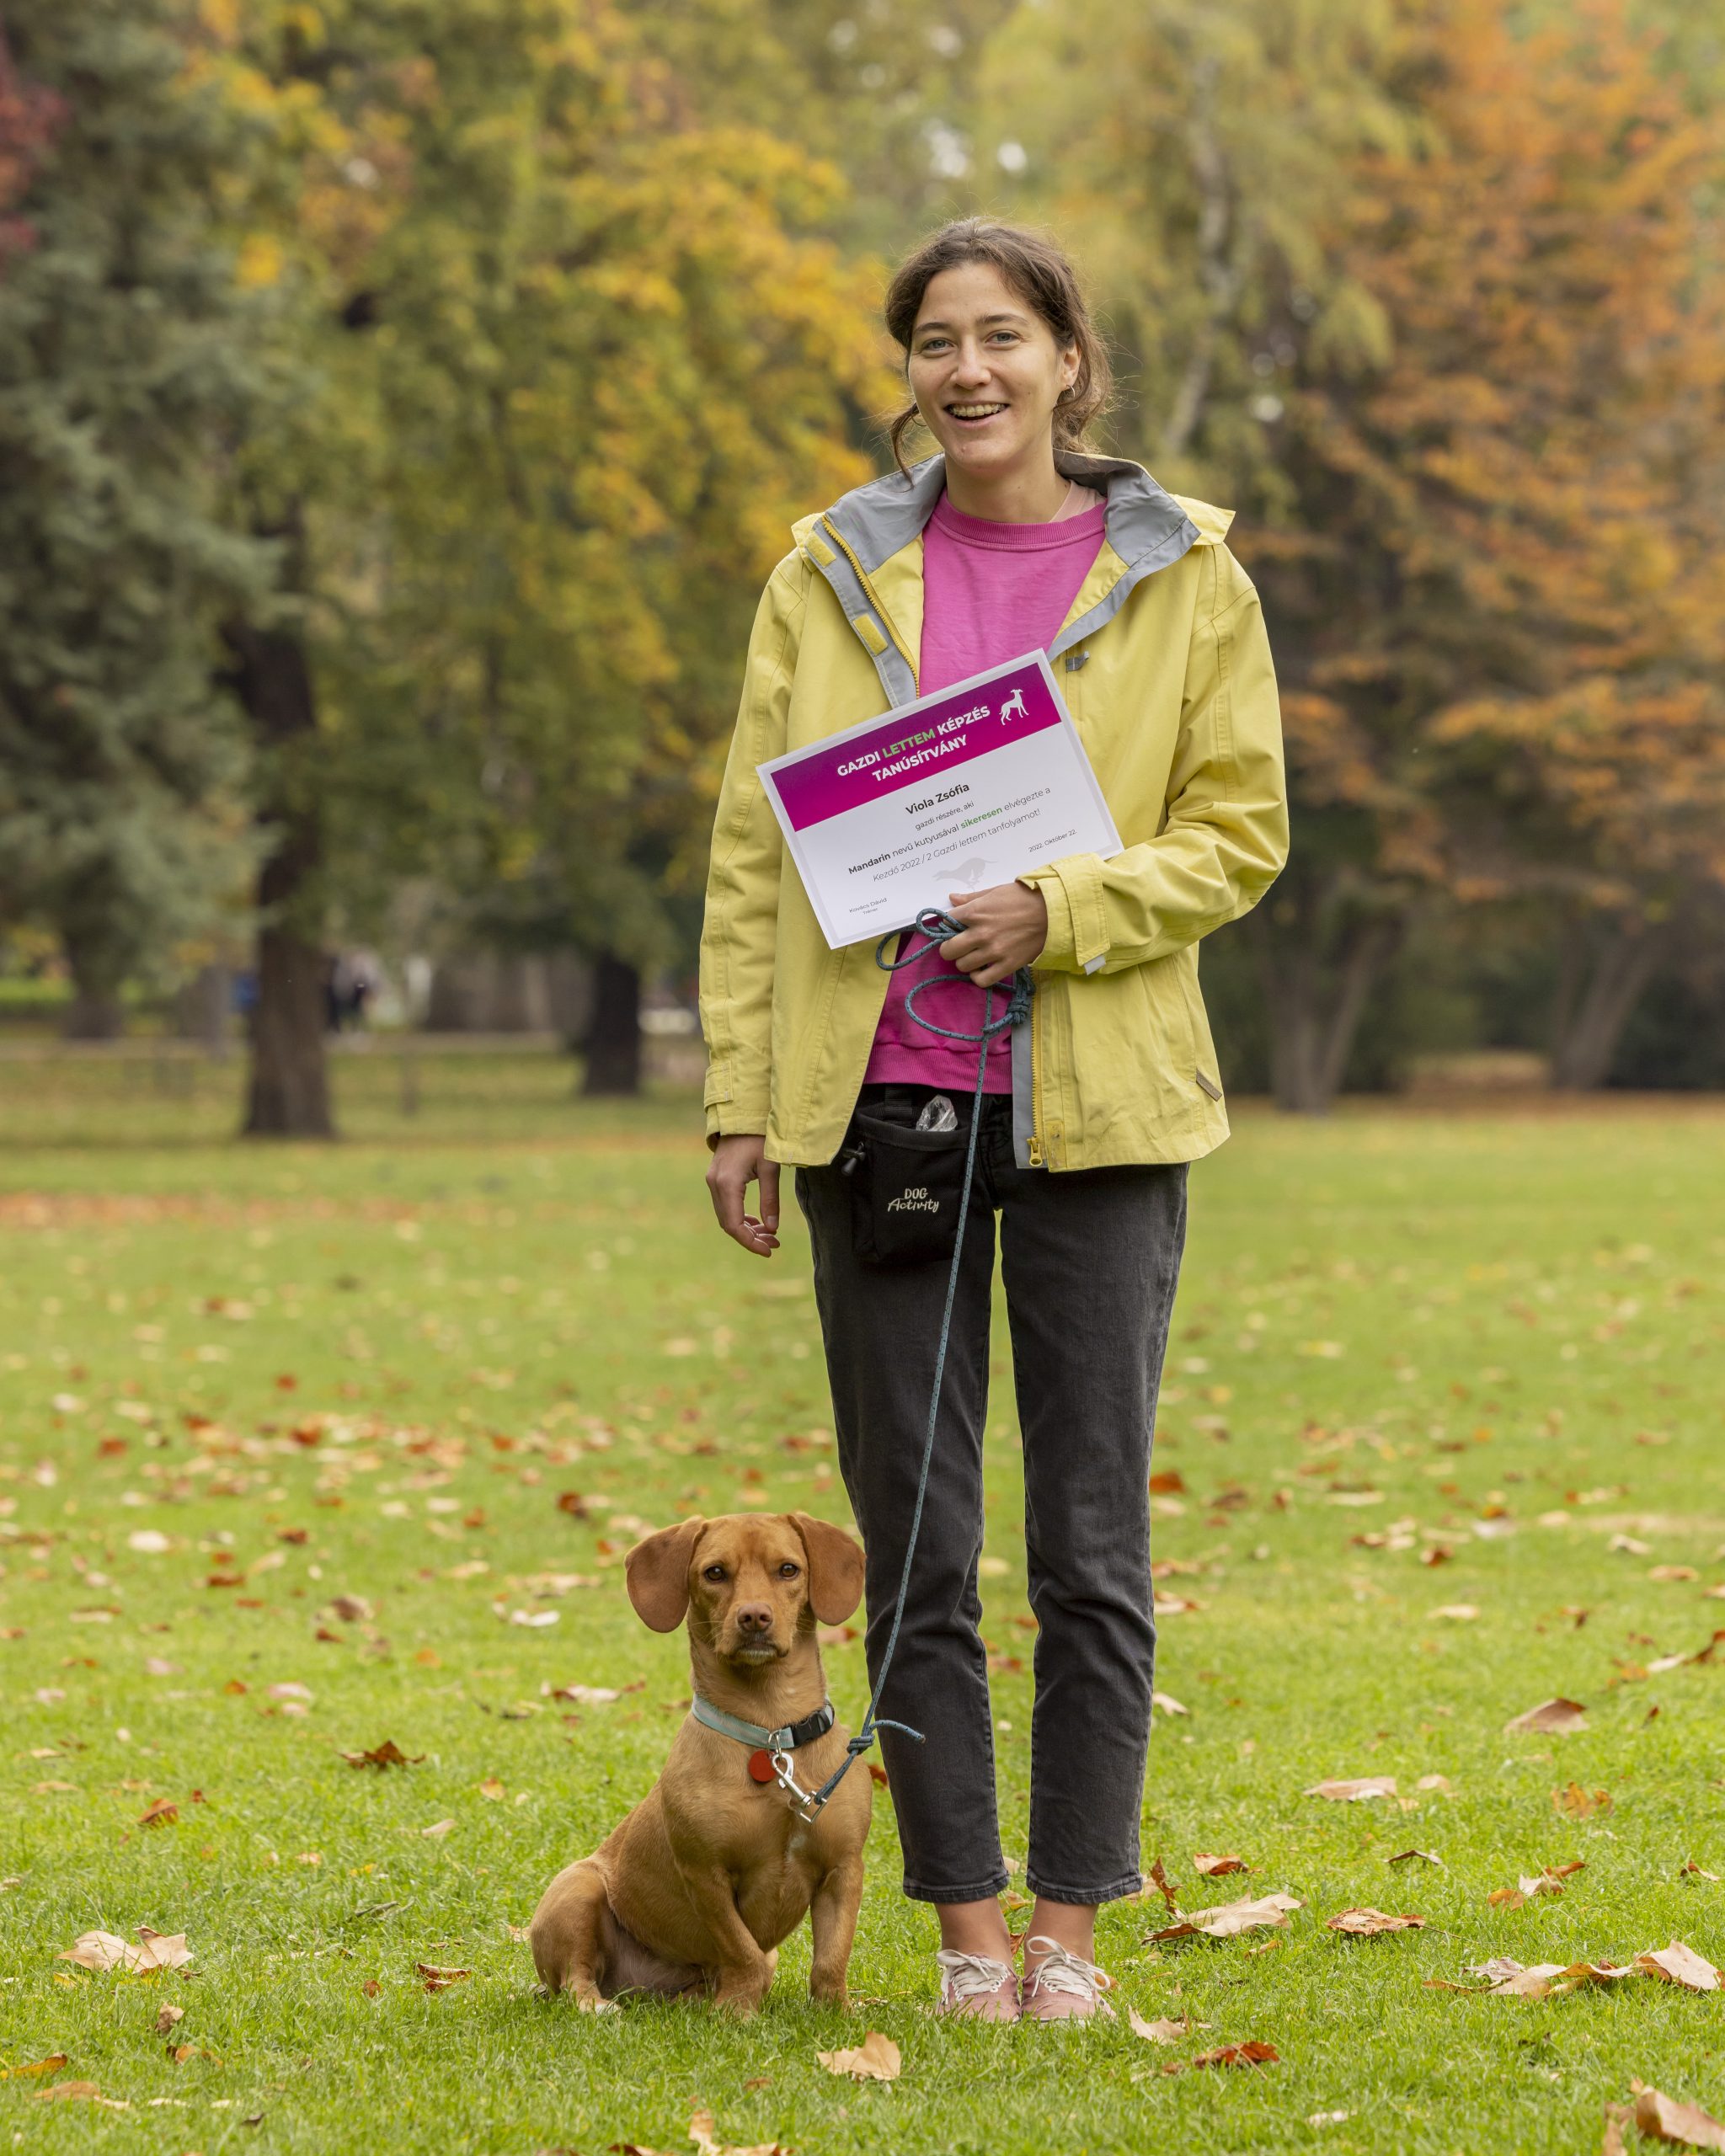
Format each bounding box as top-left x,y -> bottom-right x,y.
883,219 -> 1112,477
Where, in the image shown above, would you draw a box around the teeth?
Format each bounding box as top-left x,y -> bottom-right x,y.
950,404 -> 1006,418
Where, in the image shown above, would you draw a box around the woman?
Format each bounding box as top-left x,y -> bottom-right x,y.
699,220 -> 1287,2021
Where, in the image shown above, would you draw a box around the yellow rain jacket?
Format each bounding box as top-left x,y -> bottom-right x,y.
699,451 -> 1288,1171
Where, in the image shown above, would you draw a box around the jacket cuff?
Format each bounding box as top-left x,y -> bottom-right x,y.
703,1063 -> 771,1147
1021,855 -> 1108,973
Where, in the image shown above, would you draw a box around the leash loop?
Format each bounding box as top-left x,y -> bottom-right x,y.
806,909 -> 1033,1814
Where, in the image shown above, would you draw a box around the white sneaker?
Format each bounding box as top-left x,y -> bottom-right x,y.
1019,1934 -> 1115,2022
934,1947 -> 1020,2021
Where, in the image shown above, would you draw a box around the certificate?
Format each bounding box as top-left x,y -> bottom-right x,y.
757,651 -> 1121,950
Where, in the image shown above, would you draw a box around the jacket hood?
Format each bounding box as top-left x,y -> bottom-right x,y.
793,450 -> 1203,578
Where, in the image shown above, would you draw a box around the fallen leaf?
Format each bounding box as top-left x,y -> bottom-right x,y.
32,2081 -> 126,2107
267,1681 -> 312,1703
1650,1566 -> 1699,1584
417,1964 -> 470,1993
479,1776 -> 506,1801
1431,1604 -> 1479,1620
1475,1958 -> 1570,1999
1554,1782 -> 1613,1817
816,2030 -> 900,2081
686,2106 -> 787,2156
1151,1690 -> 1188,1717
126,1530 -> 171,1555
1637,1941 -> 1722,1993
1326,1908 -> 1427,1935
1488,1887 -> 1528,1909
1194,1853 -> 1249,1877
340,1740 -> 425,1770
1417,1773 -> 1453,1795
1306,1777 -> 1397,1801
1151,1892 -> 1300,1941
59,1927 -> 190,1973
1127,2009 -> 1193,2043
0,2055 -> 67,2080
155,2004 -> 184,2035
1635,2085 -> 1725,2150
1608,1534 -> 1653,1556
420,1818 -> 456,1840
1681,1861 -> 1722,1881
1146,1855 -> 1179,1913
1189,2041 -> 1279,2068
1605,2100 -> 1633,2156
1389,1849 -> 1445,1867
1505,1698 -> 1588,1736
328,1593 -> 374,1622
548,1684 -> 623,1705
136,1798 -> 179,1829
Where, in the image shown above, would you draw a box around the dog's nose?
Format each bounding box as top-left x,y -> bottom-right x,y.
735,1602 -> 773,1634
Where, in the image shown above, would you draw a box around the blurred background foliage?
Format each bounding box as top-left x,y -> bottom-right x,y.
0,0 -> 1722,1127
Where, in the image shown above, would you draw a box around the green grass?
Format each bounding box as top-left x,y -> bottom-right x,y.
2,1061 -> 1723,2153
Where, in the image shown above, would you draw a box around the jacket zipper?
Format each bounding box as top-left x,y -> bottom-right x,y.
820,518 -> 918,686
1028,983 -> 1045,1166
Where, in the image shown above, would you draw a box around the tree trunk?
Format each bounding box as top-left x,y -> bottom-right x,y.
59,923 -> 127,1038
224,526 -> 334,1139
1250,905 -> 1402,1114
1550,916 -> 1669,1090
580,953 -> 641,1096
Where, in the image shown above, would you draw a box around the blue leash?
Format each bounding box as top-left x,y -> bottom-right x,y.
805,910 -> 1034,1814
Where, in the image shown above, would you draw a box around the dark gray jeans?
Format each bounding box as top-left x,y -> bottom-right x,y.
796,1086 -> 1187,1907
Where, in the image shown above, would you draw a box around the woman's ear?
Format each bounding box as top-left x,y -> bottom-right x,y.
790,1511 -> 865,1626
624,1518 -> 706,1633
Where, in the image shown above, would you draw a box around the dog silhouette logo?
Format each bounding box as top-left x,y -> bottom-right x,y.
998,685 -> 1028,725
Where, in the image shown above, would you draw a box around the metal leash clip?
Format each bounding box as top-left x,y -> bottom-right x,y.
770,1748 -> 821,1822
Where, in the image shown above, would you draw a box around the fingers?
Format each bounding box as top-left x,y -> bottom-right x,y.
706,1142 -> 779,1257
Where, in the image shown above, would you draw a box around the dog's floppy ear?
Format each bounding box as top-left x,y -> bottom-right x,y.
624,1518 -> 706,1633
790,1512 -> 865,1626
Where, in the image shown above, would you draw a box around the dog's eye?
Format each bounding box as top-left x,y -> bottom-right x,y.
702,1564 -> 727,1582
777,1562 -> 800,1578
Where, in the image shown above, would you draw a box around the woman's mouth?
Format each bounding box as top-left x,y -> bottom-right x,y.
946,402 -> 1008,429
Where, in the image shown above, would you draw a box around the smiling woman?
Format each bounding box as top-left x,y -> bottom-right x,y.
699,215 -> 1289,2030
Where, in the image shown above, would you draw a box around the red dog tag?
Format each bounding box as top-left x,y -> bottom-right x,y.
747,1749 -> 777,1785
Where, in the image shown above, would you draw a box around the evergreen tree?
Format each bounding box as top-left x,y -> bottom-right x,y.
0,0 -> 272,1035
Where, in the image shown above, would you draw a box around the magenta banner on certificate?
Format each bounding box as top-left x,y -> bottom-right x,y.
757,650 -> 1120,951
770,657 -> 1060,833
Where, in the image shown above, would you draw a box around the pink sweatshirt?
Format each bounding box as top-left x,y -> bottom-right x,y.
862,488 -> 1108,1092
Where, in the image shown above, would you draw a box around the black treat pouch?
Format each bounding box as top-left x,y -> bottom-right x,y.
842,1099 -> 969,1268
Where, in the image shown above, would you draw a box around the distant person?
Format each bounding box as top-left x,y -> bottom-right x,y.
699,220 -> 1287,2020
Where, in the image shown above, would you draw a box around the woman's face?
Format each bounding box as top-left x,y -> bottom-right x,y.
906,261 -> 1078,486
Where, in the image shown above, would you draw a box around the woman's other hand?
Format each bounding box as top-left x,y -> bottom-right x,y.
943,881 -> 1049,988
707,1134 -> 780,1257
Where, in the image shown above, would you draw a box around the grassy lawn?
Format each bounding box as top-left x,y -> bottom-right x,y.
2,1055 -> 1723,2153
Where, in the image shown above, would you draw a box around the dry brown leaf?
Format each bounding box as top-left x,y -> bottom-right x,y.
0,2055 -> 67,2081
340,1740 -> 425,1770
31,2081 -> 126,2107
1649,1566 -> 1699,1583
1151,1892 -> 1300,1942
420,1818 -> 456,1840
59,1927 -> 190,1974
1682,1861 -> 1722,1881
1488,1887 -> 1528,1910
1127,2009 -> 1194,2043
136,1798 -> 179,1829
1417,1774 -> 1453,1796
1305,1776 -> 1397,1801
1193,1853 -> 1249,1877
1637,1941 -> 1722,1993
1636,2085 -> 1725,2150
478,1776 -> 506,1801
1475,1958 -> 1570,1999
155,2004 -> 184,2035
686,2106 -> 787,2156
1189,2041 -> 1279,2069
1326,1907 -> 1427,1936
417,1964 -> 470,1993
1389,1849 -> 1445,1867
816,2030 -> 900,2081
1146,1855 -> 1179,1913
1506,1698 -> 1588,1736
1604,2100 -> 1633,2156
1151,1690 -> 1188,1717
1554,1782 -> 1612,1817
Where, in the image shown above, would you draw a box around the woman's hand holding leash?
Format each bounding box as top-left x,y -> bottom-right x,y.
708,1134 -> 780,1257
943,881 -> 1048,988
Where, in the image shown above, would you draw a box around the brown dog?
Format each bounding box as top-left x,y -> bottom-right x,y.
529,1511 -> 872,2015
